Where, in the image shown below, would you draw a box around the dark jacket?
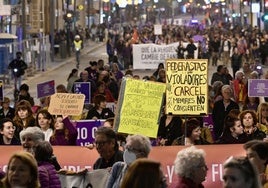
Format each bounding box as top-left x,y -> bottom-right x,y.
38,161 -> 61,188
157,115 -> 183,146
0,135 -> 20,145
216,133 -> 247,144
93,150 -> 123,170
0,107 -> 15,120
8,58 -> 27,77
17,93 -> 35,106
49,118 -> 78,145
86,107 -> 115,120
243,128 -> 266,142
172,135 -> 210,145
212,99 -> 239,140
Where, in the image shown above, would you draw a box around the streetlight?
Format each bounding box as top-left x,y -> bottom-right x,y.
64,10 -> 74,57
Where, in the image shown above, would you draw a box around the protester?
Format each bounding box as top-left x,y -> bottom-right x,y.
20,126 -> 61,170
86,94 -> 115,120
210,65 -> 229,85
73,35 -> 83,68
13,100 -> 36,141
222,156 -> 262,188
242,95 -> 260,112
49,115 -> 78,145
66,68 -> 79,93
152,63 -> 164,79
35,109 -> 54,141
169,146 -> 208,188
93,81 -> 115,102
106,134 -> 151,188
56,84 -> 68,93
231,47 -> 243,78
8,51 -> 28,91
120,159 -> 166,188
216,115 -> 246,144
233,71 -> 247,106
212,85 -> 239,140
92,126 -> 123,169
0,97 -> 15,120
72,70 -> 96,96
243,140 -> 268,187
0,118 -> 20,145
85,61 -> 98,82
172,118 -> 210,145
34,141 -> 61,188
157,114 -> 183,146
239,110 -> 266,141
256,102 -> 268,129
0,151 -> 40,188
17,83 -> 35,106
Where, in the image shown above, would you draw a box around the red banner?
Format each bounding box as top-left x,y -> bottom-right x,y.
0,145 -> 245,187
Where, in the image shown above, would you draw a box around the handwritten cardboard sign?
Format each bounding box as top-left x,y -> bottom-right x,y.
114,78 -> 166,138
165,59 -> 208,115
48,93 -> 85,116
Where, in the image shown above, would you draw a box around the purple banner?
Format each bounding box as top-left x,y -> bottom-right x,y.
37,80 -> 55,98
73,82 -> 91,104
203,113 -> 215,140
75,120 -> 104,146
248,79 -> 268,97
0,80 -> 3,102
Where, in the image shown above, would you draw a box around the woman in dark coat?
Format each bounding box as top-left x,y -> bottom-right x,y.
157,114 -> 183,146
34,141 -> 61,188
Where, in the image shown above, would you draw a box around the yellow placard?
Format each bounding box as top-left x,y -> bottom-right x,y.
165,59 -> 208,115
115,78 -> 166,138
48,93 -> 85,116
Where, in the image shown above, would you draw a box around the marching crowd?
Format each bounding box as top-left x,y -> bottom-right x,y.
1,22 -> 268,187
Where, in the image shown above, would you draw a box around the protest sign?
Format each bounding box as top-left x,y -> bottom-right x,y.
114,78 -> 166,138
132,42 -> 198,69
133,42 -> 178,69
154,24 -> 162,35
165,59 -> 208,115
37,80 -> 55,98
0,145 -> 246,188
73,82 -> 91,104
248,79 -> 268,97
48,93 -> 85,115
76,120 -> 104,146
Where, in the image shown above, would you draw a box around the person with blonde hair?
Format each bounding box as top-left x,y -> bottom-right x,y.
223,156 -> 262,188
1,151 -> 40,188
256,102 -> 268,130
170,146 -> 208,188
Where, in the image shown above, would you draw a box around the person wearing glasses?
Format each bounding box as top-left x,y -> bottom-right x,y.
0,118 -> 20,145
106,134 -> 152,188
169,146 -> 208,188
93,126 -> 123,170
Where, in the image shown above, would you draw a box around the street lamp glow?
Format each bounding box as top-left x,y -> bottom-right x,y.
66,13 -> 73,18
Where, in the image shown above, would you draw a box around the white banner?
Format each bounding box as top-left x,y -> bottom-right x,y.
59,169 -> 110,188
133,42 -> 179,69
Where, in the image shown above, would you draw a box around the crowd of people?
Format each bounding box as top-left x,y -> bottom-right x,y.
1,21 -> 268,187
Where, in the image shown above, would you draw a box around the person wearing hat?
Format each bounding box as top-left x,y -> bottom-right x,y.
0,97 -> 15,120
73,35 -> 83,68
